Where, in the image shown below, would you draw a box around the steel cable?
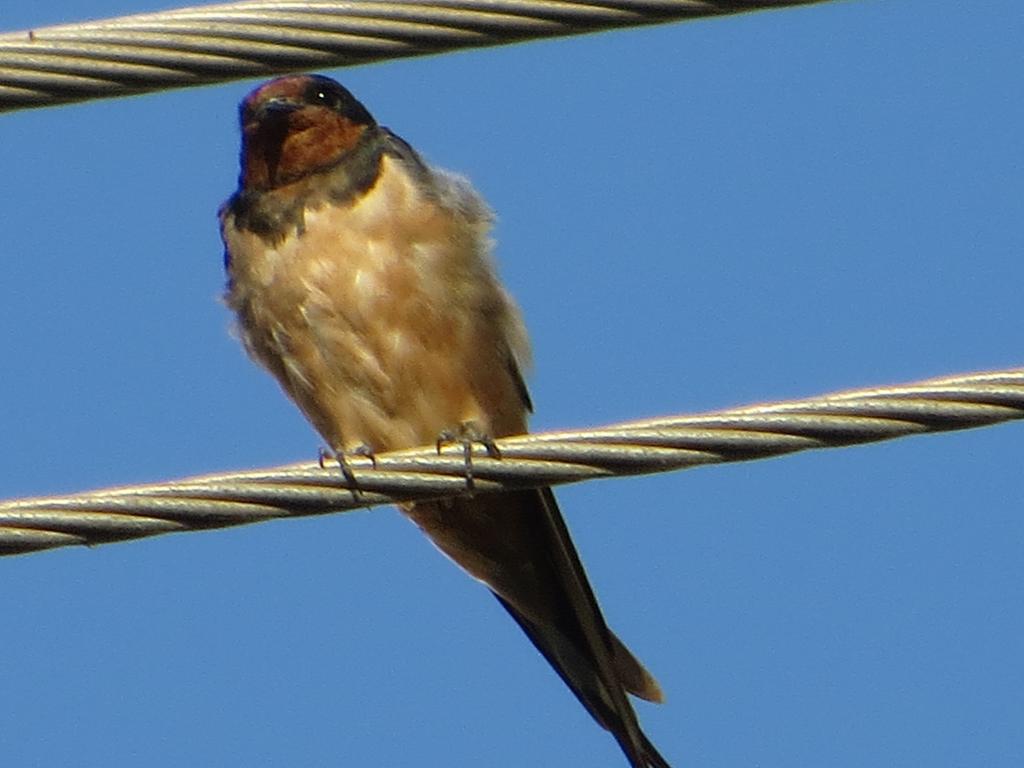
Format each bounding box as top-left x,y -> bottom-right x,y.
1,0 -> 829,111
2,366 -> 1021,557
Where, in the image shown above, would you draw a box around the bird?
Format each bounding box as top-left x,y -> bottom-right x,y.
219,73 -> 669,767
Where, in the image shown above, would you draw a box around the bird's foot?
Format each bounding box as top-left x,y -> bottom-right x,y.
436,421 -> 501,493
319,444 -> 376,500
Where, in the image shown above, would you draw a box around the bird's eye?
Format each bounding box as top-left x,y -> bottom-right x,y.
308,87 -> 339,109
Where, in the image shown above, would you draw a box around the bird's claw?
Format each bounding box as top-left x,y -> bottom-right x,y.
319,444 -> 377,501
318,446 -> 333,469
436,421 -> 500,493
351,443 -> 379,468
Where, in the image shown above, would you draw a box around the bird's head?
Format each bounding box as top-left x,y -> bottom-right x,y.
237,74 -> 376,191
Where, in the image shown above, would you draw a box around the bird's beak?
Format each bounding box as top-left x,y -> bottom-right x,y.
256,97 -> 302,121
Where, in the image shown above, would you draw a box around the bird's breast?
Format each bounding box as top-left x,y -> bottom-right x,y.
224,155 -> 529,453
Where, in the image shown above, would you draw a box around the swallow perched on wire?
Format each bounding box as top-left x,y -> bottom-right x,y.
219,74 -> 669,767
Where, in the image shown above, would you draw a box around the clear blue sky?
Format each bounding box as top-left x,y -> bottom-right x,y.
1,1 -> 1022,766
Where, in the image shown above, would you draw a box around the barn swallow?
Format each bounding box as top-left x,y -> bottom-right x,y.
220,74 -> 669,767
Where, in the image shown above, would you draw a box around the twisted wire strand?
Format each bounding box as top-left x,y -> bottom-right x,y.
0,0 -> 829,112
2,366 -> 1021,557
